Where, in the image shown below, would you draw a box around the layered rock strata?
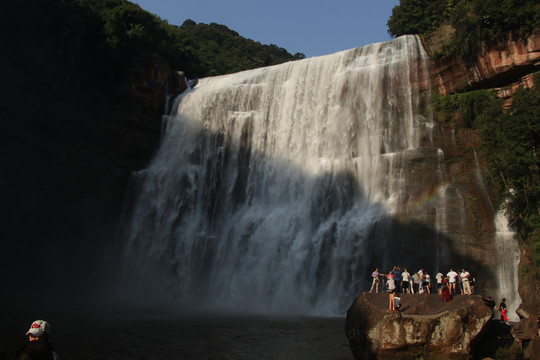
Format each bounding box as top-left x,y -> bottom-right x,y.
429,30 -> 540,95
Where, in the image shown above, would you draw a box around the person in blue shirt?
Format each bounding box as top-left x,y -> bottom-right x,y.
392,266 -> 402,294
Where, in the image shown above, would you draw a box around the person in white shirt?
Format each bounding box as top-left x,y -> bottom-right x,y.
460,268 -> 471,295
436,272 -> 444,294
411,272 -> 421,294
401,269 -> 411,294
417,269 -> 424,292
386,276 -> 396,293
447,269 -> 459,295
387,277 -> 396,310
425,273 -> 432,294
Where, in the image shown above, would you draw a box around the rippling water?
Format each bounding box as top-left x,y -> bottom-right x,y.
1,309 -> 352,359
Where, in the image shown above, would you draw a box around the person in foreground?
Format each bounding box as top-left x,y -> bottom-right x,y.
16,320 -> 60,360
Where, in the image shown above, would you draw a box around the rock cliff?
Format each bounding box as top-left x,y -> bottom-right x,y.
0,49 -> 172,305
429,30 -> 540,95
407,30 -> 540,358
345,293 -> 494,360
430,31 -> 540,348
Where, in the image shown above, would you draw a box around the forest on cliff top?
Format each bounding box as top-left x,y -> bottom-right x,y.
1,0 -> 304,83
388,0 -> 539,61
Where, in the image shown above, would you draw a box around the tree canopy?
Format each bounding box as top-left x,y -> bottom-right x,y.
0,0 -> 304,80
387,0 -> 540,61
177,20 -> 305,77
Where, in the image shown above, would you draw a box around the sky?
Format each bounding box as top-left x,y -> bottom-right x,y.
130,0 -> 401,58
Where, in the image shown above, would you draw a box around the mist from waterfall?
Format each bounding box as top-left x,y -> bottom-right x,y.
121,36 -> 436,315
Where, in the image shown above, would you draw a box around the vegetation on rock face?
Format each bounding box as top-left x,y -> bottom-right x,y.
387,0 -> 540,61
432,74 -> 540,279
1,0 -> 303,82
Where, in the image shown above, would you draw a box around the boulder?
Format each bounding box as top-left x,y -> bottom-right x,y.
345,293 -> 493,360
525,336 -> 540,360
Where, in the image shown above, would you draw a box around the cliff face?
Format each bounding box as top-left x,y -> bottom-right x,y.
430,30 -> 540,95
422,31 -> 540,347
0,49 -> 176,306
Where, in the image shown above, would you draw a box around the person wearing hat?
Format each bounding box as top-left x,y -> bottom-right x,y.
16,320 -> 59,360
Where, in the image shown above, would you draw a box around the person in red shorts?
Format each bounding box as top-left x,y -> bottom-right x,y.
497,298 -> 509,324
441,277 -> 451,302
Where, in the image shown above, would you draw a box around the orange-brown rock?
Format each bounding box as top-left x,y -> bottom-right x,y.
345,293 -> 493,360
429,30 -> 540,95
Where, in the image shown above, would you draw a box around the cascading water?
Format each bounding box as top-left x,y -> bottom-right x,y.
473,151 -> 521,320
121,35 -> 442,315
494,210 -> 521,321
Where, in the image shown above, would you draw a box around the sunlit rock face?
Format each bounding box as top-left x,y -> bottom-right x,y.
119,35 -> 518,316
431,30 -> 540,94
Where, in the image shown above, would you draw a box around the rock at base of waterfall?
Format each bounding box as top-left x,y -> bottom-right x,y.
345,293 -> 493,360
525,336 -> 540,360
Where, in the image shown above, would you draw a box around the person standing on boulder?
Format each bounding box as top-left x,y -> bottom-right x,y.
424,272 -> 432,294
392,266 -> 402,294
469,274 -> 476,294
420,269 -> 430,293
460,268 -> 471,295
441,277 -> 451,302
436,271 -> 444,294
447,268 -> 458,295
411,272 -> 420,294
369,268 -> 380,293
386,275 -> 396,294
417,268 -> 424,292
498,298 -> 509,324
401,268 -> 411,294
387,277 -> 396,310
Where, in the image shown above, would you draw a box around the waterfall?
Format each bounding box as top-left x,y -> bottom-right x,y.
472,150 -> 521,321
121,35 -> 435,315
494,210 -> 521,321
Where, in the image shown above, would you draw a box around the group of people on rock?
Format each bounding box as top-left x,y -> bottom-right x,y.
369,266 -> 476,298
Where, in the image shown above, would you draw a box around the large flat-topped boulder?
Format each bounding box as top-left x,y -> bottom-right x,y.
345,293 -> 493,360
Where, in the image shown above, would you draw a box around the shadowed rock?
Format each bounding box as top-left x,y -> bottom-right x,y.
345,293 -> 493,360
